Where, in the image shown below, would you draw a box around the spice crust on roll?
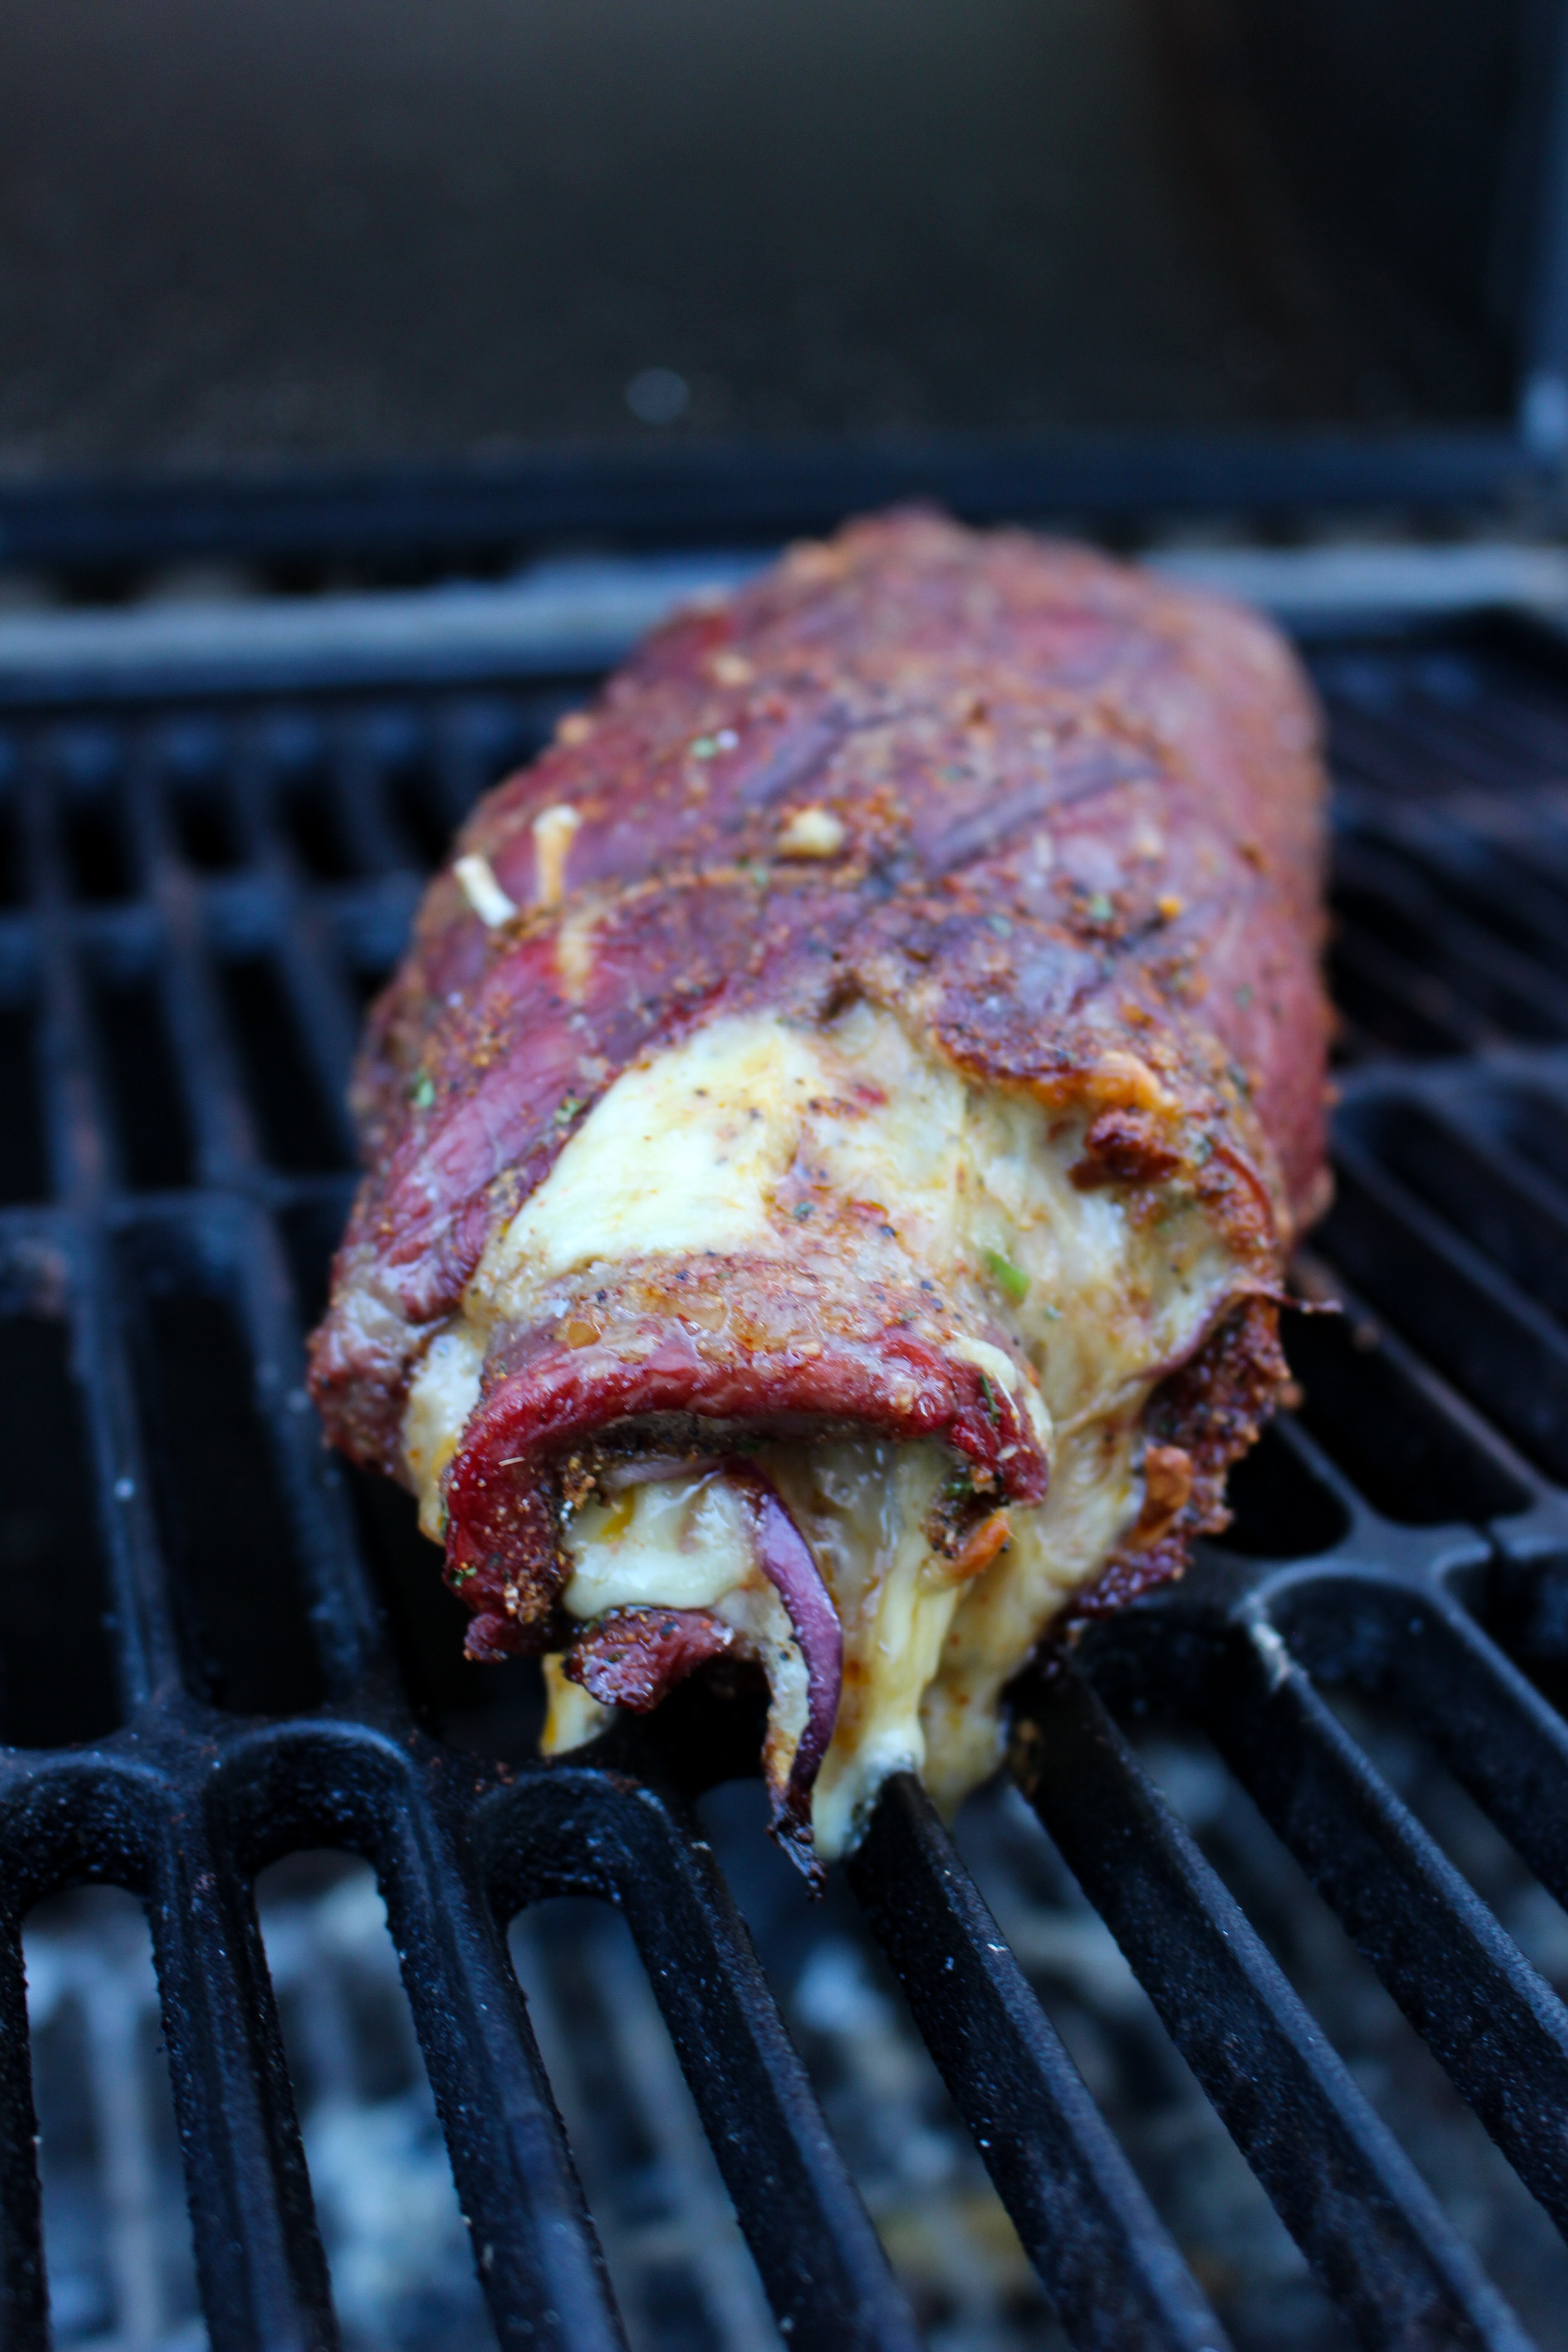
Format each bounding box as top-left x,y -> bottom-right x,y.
309,510 -> 1331,1872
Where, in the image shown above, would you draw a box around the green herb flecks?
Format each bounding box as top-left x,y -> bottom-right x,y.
978,1372 -> 1001,1426
410,1072 -> 436,1111
984,1247 -> 1030,1305
1084,891 -> 1115,924
552,1094 -> 585,1128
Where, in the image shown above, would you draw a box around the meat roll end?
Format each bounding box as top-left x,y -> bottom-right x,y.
309,510 -> 1328,1872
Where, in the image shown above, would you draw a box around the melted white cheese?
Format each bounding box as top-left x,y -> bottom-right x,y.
402,1004 -> 1248,1854
563,1475 -> 754,1617
488,1019 -> 820,1279
403,1323 -> 483,1543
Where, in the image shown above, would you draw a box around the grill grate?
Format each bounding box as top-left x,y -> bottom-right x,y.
4,615 -> 1568,2349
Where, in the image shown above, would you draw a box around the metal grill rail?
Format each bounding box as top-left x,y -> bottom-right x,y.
2,617 -> 1568,2349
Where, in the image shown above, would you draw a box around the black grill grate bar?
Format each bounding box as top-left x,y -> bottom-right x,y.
126,735 -> 298,1192
1014,1663 -> 1535,2352
848,1773 -> 1233,2352
144,1818 -> 340,2352
319,872 -> 423,1002
1328,928 -> 1493,1057
65,1210 -> 186,1711
0,1200 -> 186,1716
1324,1143 -> 1568,1486
14,646 -> 1568,2345
1431,673 -> 1568,776
1347,1578 -> 1568,1918
1259,1398 -> 1393,1537
0,1917 -> 44,2342
1349,1096 -> 1568,1328
1291,1240 -> 1552,1527
0,1756 -> 342,2352
1319,697 -> 1553,808
1203,1611 -> 1568,2241
327,724 -> 421,883
1326,682 -> 1568,809
1333,838 -> 1568,1041
230,737 -> 372,1153
74,1185 -> 377,1712
247,1735 -> 638,2352
1338,775 -> 1568,882
480,1758 -> 927,2351
22,750 -> 119,1205
207,1190 -> 384,1695
1338,808 -> 1568,983
164,899 -> 275,1191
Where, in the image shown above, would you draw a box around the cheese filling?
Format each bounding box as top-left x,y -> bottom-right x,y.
402,1003 -> 1250,1855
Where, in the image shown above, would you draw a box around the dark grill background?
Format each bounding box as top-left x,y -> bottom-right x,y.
5,610 -> 1568,2350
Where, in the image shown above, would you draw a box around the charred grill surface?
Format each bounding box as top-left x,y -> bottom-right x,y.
0,589 -> 1567,2348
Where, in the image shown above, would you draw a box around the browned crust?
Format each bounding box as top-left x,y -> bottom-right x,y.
306,510 -> 1330,1670
309,510 -> 1329,1480
1063,1294 -> 1292,1625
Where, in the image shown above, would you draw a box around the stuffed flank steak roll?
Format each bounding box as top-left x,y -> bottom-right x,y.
308,510 -> 1331,1875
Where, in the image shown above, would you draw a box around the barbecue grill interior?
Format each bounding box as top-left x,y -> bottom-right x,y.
5,614 -> 1568,2348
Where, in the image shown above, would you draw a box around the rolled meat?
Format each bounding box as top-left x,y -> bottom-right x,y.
309,511 -> 1330,1872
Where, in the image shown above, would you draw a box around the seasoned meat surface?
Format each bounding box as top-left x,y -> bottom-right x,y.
309,510 -> 1329,1867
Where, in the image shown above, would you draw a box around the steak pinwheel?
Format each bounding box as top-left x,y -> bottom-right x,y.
309,511 -> 1331,1874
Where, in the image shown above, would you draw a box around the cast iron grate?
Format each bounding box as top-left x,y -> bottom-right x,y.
4,614 -> 1568,2351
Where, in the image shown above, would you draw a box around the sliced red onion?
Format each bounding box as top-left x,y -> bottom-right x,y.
724,1462 -> 843,1882
598,1454 -> 723,1493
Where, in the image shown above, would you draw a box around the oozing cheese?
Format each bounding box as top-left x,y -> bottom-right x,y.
403,1003 -> 1248,1854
